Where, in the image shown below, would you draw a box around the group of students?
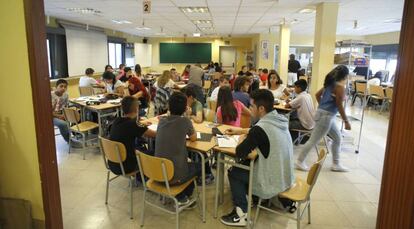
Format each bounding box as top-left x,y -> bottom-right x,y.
51,62 -> 352,227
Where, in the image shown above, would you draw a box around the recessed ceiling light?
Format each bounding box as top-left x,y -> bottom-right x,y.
111,20 -> 132,24
66,8 -> 101,15
384,18 -> 401,24
136,26 -> 151,31
193,33 -> 201,37
180,7 -> 209,13
192,20 -> 212,24
200,27 -> 213,30
298,8 -> 315,14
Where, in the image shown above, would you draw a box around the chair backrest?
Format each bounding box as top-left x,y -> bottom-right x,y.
137,152 -> 174,182
355,82 -> 367,94
299,76 -> 307,82
203,80 -> 212,90
240,113 -> 251,128
99,137 -> 128,174
209,100 -> 217,111
79,87 -> 94,96
63,108 -> 81,124
385,88 -> 393,100
306,149 -> 327,191
204,108 -> 216,122
213,72 -> 222,80
369,85 -> 385,98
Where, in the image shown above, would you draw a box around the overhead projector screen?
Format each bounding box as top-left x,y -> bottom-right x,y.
134,43 -> 152,67
65,28 -> 108,76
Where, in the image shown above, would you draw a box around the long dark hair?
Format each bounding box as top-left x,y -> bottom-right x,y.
267,71 -> 283,89
102,71 -> 117,90
217,86 -> 237,122
105,65 -> 113,72
135,64 -> 142,76
323,65 -> 349,88
234,76 -> 250,92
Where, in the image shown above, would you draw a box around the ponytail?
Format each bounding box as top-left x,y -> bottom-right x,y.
323,65 -> 349,88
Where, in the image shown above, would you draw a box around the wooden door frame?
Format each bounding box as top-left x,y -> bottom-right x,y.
23,0 -> 63,228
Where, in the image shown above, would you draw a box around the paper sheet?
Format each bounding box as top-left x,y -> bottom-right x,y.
148,124 -> 158,131
217,135 -> 240,148
186,132 -> 201,139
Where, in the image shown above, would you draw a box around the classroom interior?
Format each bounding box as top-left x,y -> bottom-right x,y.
1,0 -> 414,229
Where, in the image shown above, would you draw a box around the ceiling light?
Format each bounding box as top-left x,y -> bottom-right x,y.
193,20 -> 212,24
298,8 -> 315,14
200,27 -> 213,30
111,20 -> 132,24
180,7 -> 209,13
66,8 -> 101,15
291,19 -> 299,24
384,18 -> 401,23
136,27 -> 151,30
193,33 -> 201,37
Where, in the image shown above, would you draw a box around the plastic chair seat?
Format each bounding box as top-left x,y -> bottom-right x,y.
70,121 -> 99,132
146,178 -> 195,196
279,178 -> 310,202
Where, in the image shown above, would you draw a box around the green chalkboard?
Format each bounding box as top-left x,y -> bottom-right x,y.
160,43 -> 212,63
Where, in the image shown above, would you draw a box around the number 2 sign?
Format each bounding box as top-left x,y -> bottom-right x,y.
143,0 -> 151,14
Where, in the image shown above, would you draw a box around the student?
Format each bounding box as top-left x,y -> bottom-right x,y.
170,68 -> 181,82
232,76 -> 251,108
237,65 -> 248,76
109,96 -> 156,176
247,72 -> 260,95
52,79 -> 70,143
105,65 -> 114,72
210,75 -> 230,101
182,65 -> 191,80
154,70 -> 178,89
220,89 -> 294,226
183,87 -> 203,123
154,70 -> 176,115
295,65 -> 351,172
288,54 -> 301,86
188,64 -> 205,105
216,86 -> 251,127
116,63 -> 126,80
135,64 -> 142,78
260,68 -> 269,86
102,71 -> 125,97
79,68 -> 104,88
285,79 -> 315,141
214,62 -> 222,73
154,92 -> 201,204
127,74 -> 149,116
119,67 -> 132,82
267,71 -> 290,99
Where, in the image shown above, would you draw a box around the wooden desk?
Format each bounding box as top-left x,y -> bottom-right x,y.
274,103 -> 292,113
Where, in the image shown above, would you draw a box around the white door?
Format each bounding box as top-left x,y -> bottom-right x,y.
220,46 -> 236,73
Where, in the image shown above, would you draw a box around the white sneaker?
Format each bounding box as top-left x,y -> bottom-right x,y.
295,160 -> 309,171
331,163 -> 350,172
220,206 -> 247,227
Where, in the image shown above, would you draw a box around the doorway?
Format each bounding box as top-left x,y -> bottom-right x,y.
219,46 -> 236,73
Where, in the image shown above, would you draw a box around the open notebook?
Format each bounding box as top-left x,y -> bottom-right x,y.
216,135 -> 240,148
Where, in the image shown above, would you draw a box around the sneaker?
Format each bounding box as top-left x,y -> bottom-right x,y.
177,196 -> 190,206
197,174 -> 215,186
295,160 -> 309,171
220,207 -> 247,227
331,163 -> 350,172
183,200 -> 198,210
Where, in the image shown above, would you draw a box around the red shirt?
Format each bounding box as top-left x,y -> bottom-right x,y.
260,73 -> 268,83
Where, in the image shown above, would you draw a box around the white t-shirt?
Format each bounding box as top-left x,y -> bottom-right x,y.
106,80 -> 124,93
210,86 -> 220,101
154,79 -> 175,89
289,91 -> 315,130
79,76 -> 98,87
269,84 -> 286,99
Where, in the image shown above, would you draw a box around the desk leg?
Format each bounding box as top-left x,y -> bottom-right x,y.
219,153 -> 225,204
98,112 -> 102,136
214,151 -> 220,218
246,160 -> 254,229
195,151 -> 206,223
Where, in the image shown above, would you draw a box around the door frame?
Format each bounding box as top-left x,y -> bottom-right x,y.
219,46 -> 237,72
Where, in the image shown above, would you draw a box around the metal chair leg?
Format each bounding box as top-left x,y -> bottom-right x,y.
174,198 -> 180,229
105,171 -> 110,204
297,202 -> 301,229
82,133 -> 86,160
308,200 -> 311,224
140,190 -> 146,227
130,177 -> 134,219
253,198 -> 262,227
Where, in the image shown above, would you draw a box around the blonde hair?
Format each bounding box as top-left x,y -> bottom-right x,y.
157,70 -> 171,88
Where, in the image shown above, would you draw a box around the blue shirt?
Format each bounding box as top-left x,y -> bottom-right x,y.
318,85 -> 339,114
233,91 -> 250,108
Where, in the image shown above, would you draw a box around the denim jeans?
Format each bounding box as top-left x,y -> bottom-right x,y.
53,118 -> 69,143
228,166 -> 249,212
297,109 -> 342,163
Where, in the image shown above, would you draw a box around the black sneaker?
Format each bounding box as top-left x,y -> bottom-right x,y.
220,207 -> 247,227
177,196 -> 190,206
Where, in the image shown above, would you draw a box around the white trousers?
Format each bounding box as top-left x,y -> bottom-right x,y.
288,72 -> 297,86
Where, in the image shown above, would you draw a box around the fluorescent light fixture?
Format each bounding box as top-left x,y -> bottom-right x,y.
291,19 -> 299,24
384,18 -> 401,23
111,20 -> 132,24
192,20 -> 212,24
200,27 -> 213,30
136,26 -> 151,30
298,8 -> 315,14
180,7 -> 209,13
66,8 -> 101,15
193,33 -> 201,37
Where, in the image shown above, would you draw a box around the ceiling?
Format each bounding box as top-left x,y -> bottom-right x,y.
44,0 -> 404,37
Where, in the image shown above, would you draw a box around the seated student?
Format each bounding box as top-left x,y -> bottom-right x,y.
155,92 -> 201,204
232,76 -> 251,108
116,63 -> 126,80
267,71 -> 290,99
260,68 -> 269,86
247,72 -> 260,95
183,86 -> 203,123
102,71 -> 125,97
52,79 -> 70,143
210,75 -> 230,102
128,73 -> 149,116
237,65 -> 248,76
214,62 -> 222,73
154,70 -> 178,89
119,67 -> 133,82
170,68 -> 181,82
105,64 -> 114,72
135,64 -> 142,79
220,89 -> 295,226
154,70 -> 176,115
285,79 -> 315,141
181,65 -> 191,80
79,68 -> 104,88
109,96 -> 156,177
217,86 -> 251,127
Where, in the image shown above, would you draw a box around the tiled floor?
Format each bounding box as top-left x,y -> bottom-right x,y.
56,105 -> 388,229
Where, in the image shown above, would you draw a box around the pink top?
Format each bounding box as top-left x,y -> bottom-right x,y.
217,100 -> 244,127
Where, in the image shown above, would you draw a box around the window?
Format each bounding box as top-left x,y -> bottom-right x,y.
370,59 -> 387,74
108,42 -> 123,68
47,39 -> 52,77
125,43 -> 135,67
387,59 -> 397,77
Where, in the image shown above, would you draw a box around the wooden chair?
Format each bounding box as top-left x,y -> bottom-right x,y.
298,76 -> 308,82
203,80 -> 212,96
351,82 -> 368,106
240,113 -> 251,128
63,108 -> 99,159
208,99 -> 217,112
368,85 -> 385,111
254,149 -> 327,229
137,152 -> 201,229
79,86 -> 94,96
204,108 -> 216,123
99,137 -> 137,219
382,87 -> 394,112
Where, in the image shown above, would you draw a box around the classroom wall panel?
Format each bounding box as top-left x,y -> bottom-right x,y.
134,43 -> 152,67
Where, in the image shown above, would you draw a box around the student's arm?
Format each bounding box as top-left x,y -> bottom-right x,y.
224,128 -> 249,135
236,126 -> 269,159
187,120 -> 197,142
334,85 -> 351,130
114,86 -> 125,97
131,90 -> 143,98
286,96 -> 300,109
192,110 -> 203,123
283,88 -> 291,96
216,108 -> 223,124
241,103 -> 251,116
143,129 -> 156,138
315,88 -> 324,104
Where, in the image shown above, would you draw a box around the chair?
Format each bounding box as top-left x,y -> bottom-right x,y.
382,87 -> 393,112
368,85 -> 385,111
298,76 -> 308,82
240,113 -> 251,128
79,86 -> 94,96
203,80 -> 212,96
99,137 -> 137,219
137,152 -> 201,229
254,149 -> 327,229
351,82 -> 368,106
290,128 -> 329,155
204,108 -> 216,123
63,108 -> 99,159
208,99 -> 217,112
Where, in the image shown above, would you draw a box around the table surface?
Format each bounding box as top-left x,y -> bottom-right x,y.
70,97 -> 121,111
